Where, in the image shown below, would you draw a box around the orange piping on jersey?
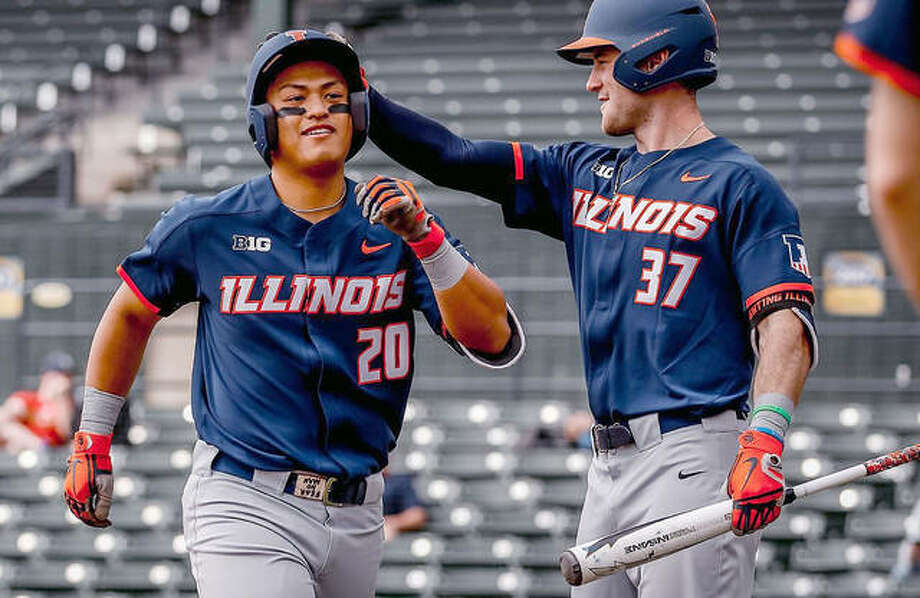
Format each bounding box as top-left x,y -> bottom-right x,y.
835,32 -> 920,98
117,265 -> 161,315
511,142 -> 524,182
744,282 -> 814,310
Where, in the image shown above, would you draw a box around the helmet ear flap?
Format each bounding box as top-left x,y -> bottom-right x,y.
248,103 -> 278,166
347,89 -> 368,160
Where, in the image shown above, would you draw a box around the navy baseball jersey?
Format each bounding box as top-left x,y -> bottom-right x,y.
368,91 -> 818,423
117,175 -> 519,477
836,0 -> 920,97
505,137 -> 817,422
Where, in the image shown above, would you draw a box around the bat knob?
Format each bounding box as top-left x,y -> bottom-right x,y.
559,550 -> 583,586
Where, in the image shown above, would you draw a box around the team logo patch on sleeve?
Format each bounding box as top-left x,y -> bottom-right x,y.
782,234 -> 811,278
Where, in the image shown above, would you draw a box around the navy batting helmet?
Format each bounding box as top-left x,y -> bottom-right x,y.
246,28 -> 368,166
557,0 -> 718,93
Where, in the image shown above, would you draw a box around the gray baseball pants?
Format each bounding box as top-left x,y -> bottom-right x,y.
181,440 -> 385,598
572,409 -> 760,598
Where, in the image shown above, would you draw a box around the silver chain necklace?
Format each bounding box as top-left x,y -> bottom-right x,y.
282,184 -> 347,214
614,122 -> 707,194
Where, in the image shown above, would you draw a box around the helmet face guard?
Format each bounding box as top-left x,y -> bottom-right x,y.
246,29 -> 368,166
557,0 -> 718,93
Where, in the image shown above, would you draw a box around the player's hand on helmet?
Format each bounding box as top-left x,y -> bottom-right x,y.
63,431 -> 114,528
726,429 -> 785,535
356,176 -> 431,242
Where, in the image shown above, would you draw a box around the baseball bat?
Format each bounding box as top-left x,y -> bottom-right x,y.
560,442 -> 920,586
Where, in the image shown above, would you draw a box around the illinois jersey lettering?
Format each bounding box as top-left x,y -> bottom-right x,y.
571,189 -> 718,240
218,272 -> 406,315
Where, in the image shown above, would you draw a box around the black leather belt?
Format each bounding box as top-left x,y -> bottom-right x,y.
592,407 -> 744,452
212,452 -> 367,506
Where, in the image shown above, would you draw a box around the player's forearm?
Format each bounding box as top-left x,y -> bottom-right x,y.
751,309 -> 811,404
85,284 -> 160,397
384,506 -> 428,533
368,87 -> 513,200
435,267 -> 511,355
866,80 -> 920,309
870,197 -> 920,308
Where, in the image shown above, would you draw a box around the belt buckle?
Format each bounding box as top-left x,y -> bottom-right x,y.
292,471 -> 329,502
322,477 -> 343,507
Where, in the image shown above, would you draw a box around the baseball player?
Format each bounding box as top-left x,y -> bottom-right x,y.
835,0 -> 920,310
364,1 -> 817,595
62,29 -> 523,598
835,0 -> 920,583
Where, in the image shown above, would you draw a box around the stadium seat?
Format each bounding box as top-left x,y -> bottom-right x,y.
789,539 -> 896,573
753,571 -> 828,597
93,561 -> 193,592
794,485 -> 875,514
761,510 -> 827,541
439,536 -> 523,567
479,506 -> 577,538
526,569 -> 576,597
436,567 -> 532,596
823,571 -> 894,598
376,565 -> 437,596
520,537 -> 570,569
382,533 -> 445,566
43,528 -> 127,561
516,449 -> 590,479
122,530 -> 188,561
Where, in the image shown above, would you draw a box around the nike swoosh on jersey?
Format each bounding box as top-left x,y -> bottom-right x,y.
678,469 -> 705,480
680,171 -> 712,183
361,240 -> 392,255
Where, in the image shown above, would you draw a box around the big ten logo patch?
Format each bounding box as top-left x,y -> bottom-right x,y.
591,160 -> 615,180
232,235 -> 272,252
782,234 -> 811,278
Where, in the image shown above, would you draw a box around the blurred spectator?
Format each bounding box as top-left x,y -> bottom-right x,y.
563,410 -> 594,450
891,501 -> 920,584
528,409 -> 594,450
382,468 -> 427,541
0,352 -> 77,452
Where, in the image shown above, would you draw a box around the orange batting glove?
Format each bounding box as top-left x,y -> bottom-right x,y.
727,429 -> 785,535
355,176 -> 432,242
63,431 -> 114,528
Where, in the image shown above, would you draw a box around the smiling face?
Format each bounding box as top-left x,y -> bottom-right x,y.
265,60 -> 353,173
585,46 -> 679,137
585,47 -> 649,137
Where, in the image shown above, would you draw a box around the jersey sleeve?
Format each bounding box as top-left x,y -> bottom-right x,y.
729,175 -> 818,368
835,0 -> 920,97
410,213 -> 525,369
368,87 -> 575,241
117,201 -> 199,317
502,142 -> 577,240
